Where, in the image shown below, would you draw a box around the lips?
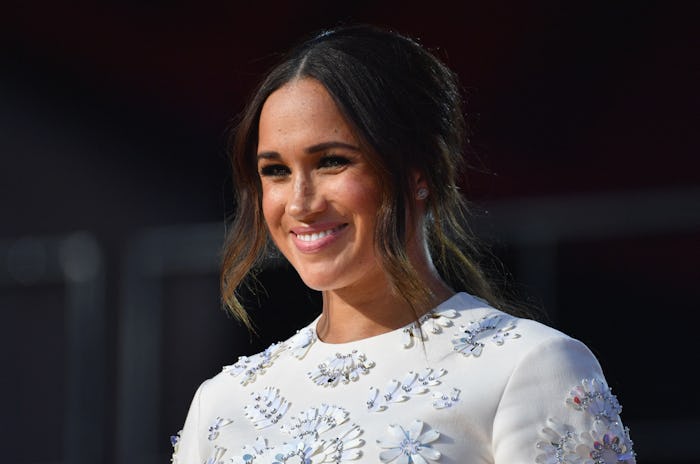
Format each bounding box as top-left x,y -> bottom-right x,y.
291,223 -> 348,252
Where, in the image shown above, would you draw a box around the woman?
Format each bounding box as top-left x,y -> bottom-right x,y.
172,24 -> 636,463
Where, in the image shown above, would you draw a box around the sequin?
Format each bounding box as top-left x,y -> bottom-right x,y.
367,369 -> 440,413
287,327 -> 317,359
432,388 -> 460,409
535,380 -> 636,463
207,416 -> 233,440
223,342 -> 284,386
308,350 -> 375,387
451,314 -> 519,357
377,419 -> 441,463
566,378 -> 622,422
244,387 -> 290,429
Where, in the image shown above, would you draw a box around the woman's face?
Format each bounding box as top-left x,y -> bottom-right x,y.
257,78 -> 384,293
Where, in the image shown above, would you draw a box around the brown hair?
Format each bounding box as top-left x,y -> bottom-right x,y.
221,24 -> 531,330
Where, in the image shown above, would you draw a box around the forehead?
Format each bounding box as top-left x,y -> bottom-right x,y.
258,78 -> 357,149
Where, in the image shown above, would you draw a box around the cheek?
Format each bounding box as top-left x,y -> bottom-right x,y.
261,186 -> 286,228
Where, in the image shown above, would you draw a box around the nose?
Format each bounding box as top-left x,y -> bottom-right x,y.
286,172 -> 326,219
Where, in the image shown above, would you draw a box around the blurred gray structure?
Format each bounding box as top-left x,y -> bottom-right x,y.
0,232 -> 105,464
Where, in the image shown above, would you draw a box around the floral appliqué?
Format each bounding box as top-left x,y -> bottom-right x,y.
207,416 -> 233,440
231,404 -> 364,463
431,388 -> 461,409
287,327 -> 317,359
451,314 -> 519,357
402,308 -> 459,348
366,368 -> 447,412
223,342 -> 285,386
377,419 -> 441,463
308,350 -> 375,387
536,378 -> 636,464
244,386 -> 290,429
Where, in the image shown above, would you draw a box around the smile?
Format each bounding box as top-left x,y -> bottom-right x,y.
294,224 -> 347,242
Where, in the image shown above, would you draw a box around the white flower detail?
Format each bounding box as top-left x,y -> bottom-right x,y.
366,380 -> 409,412
280,404 -> 350,439
401,309 -> 460,349
318,423 -> 364,462
272,438 -> 325,463
431,388 -> 460,409
451,314 -> 519,357
207,416 -> 233,440
223,342 -> 285,386
308,351 -> 375,387
414,368 -> 447,387
287,327 -> 316,359
536,381 -> 636,464
204,445 -> 227,464
377,419 -> 441,463
566,378 -> 622,422
233,405 -> 363,463
235,437 -> 271,463
535,418 -> 584,464
244,387 -> 290,429
582,420 -> 636,464
367,369 -> 441,413
401,324 -> 426,349
420,308 -> 458,334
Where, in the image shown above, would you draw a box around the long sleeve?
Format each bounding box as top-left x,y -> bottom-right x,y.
492,335 -> 636,463
171,381 -> 206,464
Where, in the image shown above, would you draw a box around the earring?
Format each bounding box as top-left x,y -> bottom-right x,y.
416,188 -> 429,200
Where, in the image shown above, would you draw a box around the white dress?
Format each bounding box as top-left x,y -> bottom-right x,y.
172,292 -> 636,464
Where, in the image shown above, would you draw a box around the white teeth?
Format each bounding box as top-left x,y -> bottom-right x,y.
296,226 -> 342,242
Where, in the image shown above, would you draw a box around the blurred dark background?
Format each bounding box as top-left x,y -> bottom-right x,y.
1,2 -> 697,463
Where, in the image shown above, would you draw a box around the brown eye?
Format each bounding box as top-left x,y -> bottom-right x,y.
260,164 -> 290,177
319,155 -> 351,169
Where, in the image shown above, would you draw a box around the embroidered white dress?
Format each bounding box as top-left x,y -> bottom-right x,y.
172,292 -> 636,464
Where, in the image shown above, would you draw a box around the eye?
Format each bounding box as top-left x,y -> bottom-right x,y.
318,154 -> 351,169
259,164 -> 290,177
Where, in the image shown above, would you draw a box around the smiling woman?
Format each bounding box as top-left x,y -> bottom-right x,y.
172,24 -> 637,463
257,79 -> 385,300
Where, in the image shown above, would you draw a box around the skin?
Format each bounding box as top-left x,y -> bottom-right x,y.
257,78 -> 453,343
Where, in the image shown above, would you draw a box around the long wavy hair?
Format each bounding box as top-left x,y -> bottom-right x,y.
221,24 -> 530,330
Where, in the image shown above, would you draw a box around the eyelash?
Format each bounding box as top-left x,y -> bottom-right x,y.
258,154 -> 351,177
259,164 -> 290,177
318,154 -> 351,168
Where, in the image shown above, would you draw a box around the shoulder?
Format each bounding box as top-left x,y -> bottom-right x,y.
438,293 -> 605,389
199,322 -> 318,394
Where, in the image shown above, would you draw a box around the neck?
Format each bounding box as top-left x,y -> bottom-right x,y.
315,272 -> 454,344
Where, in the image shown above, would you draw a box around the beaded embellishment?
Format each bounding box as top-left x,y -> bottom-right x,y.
244,387 -> 290,429
377,419 -> 441,463
231,404 -> 364,463
566,378 -> 622,422
207,416 -> 233,440
452,314 -> 519,357
223,342 -> 285,386
535,378 -> 636,463
431,388 -> 461,409
402,308 -> 459,349
308,350 -> 375,387
286,327 -> 316,359
366,368 -> 446,412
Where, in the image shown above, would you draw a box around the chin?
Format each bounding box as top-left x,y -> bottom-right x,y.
298,276 -> 338,292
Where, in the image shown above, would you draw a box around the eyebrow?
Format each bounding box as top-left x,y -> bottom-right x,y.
256,141 -> 360,160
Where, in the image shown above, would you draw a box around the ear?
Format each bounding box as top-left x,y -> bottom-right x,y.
411,170 -> 429,201
411,170 -> 428,190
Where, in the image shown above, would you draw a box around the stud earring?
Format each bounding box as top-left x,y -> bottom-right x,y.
416,188 -> 429,200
